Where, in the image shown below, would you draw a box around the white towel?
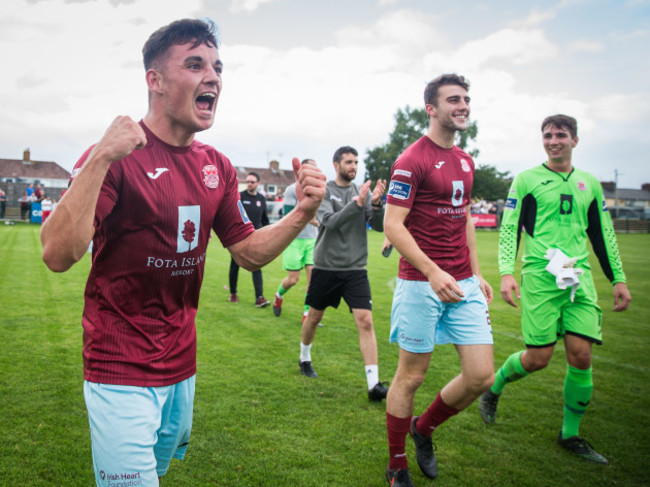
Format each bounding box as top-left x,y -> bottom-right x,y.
544,248 -> 583,302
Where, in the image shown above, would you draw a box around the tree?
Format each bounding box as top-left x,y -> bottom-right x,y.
364,106 -> 479,180
364,106 -> 428,181
472,165 -> 512,201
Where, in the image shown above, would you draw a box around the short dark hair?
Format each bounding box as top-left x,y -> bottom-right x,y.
143,18 -> 219,70
248,171 -> 261,182
301,158 -> 315,165
424,74 -> 470,107
332,146 -> 358,163
541,114 -> 578,138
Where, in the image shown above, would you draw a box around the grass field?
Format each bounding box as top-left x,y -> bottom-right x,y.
0,223 -> 648,486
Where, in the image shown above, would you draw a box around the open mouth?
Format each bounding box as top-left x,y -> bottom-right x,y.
195,92 -> 216,112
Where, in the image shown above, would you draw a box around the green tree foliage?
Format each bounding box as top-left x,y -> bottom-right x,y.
473,164 -> 512,201
364,106 -> 428,181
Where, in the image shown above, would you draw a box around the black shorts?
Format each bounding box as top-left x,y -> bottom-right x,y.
306,268 -> 372,312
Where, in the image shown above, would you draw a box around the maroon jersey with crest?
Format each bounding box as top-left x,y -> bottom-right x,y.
71,121 -> 254,386
386,136 -> 474,281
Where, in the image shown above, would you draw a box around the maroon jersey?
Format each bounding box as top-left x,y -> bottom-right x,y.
386,136 -> 474,281
71,121 -> 254,386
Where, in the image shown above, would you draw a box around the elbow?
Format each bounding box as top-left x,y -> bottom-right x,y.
42,251 -> 73,273
232,254 -> 260,272
41,243 -> 81,273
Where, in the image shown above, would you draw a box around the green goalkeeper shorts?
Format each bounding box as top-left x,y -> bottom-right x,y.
282,238 -> 315,271
520,269 -> 602,347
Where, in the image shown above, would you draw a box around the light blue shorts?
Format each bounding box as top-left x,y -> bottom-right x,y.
84,375 -> 195,486
389,276 -> 493,353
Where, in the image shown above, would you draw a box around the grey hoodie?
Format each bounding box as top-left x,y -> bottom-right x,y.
313,180 -> 384,270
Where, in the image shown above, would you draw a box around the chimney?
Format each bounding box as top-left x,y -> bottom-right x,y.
23,148 -> 31,165
642,183 -> 650,192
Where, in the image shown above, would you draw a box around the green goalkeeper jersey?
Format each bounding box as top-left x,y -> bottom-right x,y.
499,163 -> 626,284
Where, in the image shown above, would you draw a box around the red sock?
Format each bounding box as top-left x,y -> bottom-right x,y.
415,392 -> 460,437
386,412 -> 411,471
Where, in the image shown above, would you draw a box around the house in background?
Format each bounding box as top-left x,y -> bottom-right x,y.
232,160 -> 296,222
601,181 -> 650,219
0,149 -> 71,209
233,159 -> 295,198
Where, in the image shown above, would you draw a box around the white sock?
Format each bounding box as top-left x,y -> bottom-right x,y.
366,364 -> 379,390
300,342 -> 312,363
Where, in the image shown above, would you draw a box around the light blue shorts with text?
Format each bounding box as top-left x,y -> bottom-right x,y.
390,276 -> 493,353
84,375 -> 195,486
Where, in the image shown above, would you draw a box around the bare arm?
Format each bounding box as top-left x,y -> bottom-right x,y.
227,158 -> 326,270
465,206 -> 493,304
40,116 -> 147,272
384,203 -> 463,303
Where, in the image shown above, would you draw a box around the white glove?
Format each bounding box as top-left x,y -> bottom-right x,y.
544,248 -> 583,302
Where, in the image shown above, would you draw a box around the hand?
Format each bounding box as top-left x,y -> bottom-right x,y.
292,157 -> 326,216
357,180 -> 371,207
429,268 -> 464,303
381,236 -> 393,258
94,116 -> 147,163
478,275 -> 493,305
613,282 -> 631,312
500,274 -> 520,308
371,179 -> 386,205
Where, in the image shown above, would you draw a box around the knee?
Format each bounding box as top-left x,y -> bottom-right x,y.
396,371 -> 427,393
522,350 -> 552,372
356,316 -> 374,334
287,275 -> 299,286
567,351 -> 591,369
466,371 -> 495,395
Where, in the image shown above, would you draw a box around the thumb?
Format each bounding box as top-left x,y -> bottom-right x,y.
292,157 -> 304,201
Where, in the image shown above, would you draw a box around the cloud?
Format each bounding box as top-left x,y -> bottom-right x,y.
569,40 -> 605,52
229,0 -> 277,14
511,8 -> 556,28
455,28 -> 557,68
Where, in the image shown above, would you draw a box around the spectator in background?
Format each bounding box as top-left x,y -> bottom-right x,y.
35,184 -> 44,202
41,194 -> 53,223
228,171 -> 271,307
0,188 -> 6,219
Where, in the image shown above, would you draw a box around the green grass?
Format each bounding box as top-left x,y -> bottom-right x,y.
0,223 -> 648,486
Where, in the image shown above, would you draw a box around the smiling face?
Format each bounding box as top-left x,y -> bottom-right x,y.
542,124 -> 578,166
147,41 -> 222,144
428,84 -> 470,133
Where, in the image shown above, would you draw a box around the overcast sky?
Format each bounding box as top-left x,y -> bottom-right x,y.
1,0 -> 649,188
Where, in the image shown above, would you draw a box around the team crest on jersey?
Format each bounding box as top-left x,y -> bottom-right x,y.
602,200 -> 609,212
388,180 -> 411,200
256,200 -> 261,207
202,165 -> 219,189
577,181 -> 587,191
460,159 -> 471,173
